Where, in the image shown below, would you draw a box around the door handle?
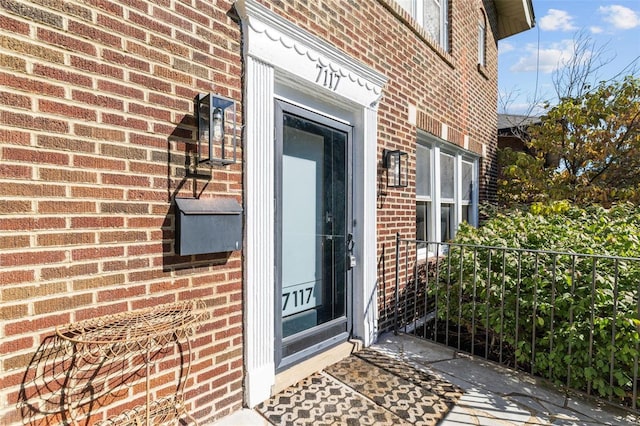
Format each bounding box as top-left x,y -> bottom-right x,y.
346,233 -> 356,269
346,233 -> 355,251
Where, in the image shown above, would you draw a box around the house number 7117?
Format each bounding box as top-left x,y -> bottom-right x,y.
315,64 -> 341,91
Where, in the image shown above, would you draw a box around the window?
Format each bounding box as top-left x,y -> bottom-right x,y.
440,152 -> 455,200
439,152 -> 455,242
478,11 -> 486,66
416,201 -> 430,242
396,0 -> 449,50
440,204 -> 454,241
416,144 -> 431,247
415,134 -> 478,254
461,159 -> 474,224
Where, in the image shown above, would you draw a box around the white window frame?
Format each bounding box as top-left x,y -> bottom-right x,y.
478,11 -> 487,66
460,159 -> 475,223
416,143 -> 432,257
416,133 -> 479,259
396,0 -> 449,50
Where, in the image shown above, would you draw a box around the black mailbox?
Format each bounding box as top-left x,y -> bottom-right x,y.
175,198 -> 242,255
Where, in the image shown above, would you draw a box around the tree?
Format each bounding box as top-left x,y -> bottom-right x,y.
499,75 -> 640,206
551,30 -> 618,101
499,31 -> 637,141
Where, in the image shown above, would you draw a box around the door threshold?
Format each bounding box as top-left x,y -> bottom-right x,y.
272,339 -> 362,395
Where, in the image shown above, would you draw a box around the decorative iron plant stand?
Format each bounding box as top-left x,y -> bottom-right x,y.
55,300 -> 207,426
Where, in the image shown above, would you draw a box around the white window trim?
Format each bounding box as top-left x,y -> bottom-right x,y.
416,132 -> 479,261
478,12 -> 487,66
397,0 -> 449,50
441,0 -> 449,51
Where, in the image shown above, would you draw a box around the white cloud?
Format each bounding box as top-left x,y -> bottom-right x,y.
599,5 -> 640,30
539,9 -> 577,31
498,41 -> 515,55
510,39 -> 581,74
590,26 -> 604,34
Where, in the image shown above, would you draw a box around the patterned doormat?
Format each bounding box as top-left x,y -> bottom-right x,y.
257,348 -> 463,425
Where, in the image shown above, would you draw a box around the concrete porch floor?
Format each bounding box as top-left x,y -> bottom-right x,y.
212,332 -> 639,425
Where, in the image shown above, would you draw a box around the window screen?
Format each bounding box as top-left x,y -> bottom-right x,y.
396,0 -> 448,50
416,144 -> 431,197
462,160 -> 473,202
424,0 -> 442,45
440,152 -> 455,200
416,201 -> 429,242
478,16 -> 486,66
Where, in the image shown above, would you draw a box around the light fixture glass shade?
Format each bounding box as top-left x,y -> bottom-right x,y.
384,149 -> 408,188
197,94 -> 211,162
195,93 -> 236,166
212,107 -> 223,143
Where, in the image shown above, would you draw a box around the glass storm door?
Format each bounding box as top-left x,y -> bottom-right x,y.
275,101 -> 352,369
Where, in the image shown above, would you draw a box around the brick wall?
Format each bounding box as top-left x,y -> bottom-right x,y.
1,0 -> 502,423
0,0 -> 242,424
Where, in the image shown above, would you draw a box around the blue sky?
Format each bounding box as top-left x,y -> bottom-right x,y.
498,0 -> 640,115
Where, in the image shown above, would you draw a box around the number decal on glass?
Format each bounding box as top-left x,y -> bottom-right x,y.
315,64 -> 341,91
282,286 -> 314,311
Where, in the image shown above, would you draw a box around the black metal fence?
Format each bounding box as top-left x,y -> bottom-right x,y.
393,235 -> 640,410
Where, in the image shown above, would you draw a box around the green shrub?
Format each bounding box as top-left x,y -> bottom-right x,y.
433,202 -> 640,405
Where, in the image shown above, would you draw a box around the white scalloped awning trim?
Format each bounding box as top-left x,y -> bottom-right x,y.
236,0 -> 387,106
248,20 -> 382,96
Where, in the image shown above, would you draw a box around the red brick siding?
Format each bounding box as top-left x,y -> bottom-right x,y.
0,0 -> 502,423
0,0 -> 242,424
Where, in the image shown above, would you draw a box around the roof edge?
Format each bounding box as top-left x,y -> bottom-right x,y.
494,0 -> 536,40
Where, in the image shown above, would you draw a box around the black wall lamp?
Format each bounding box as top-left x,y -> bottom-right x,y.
383,149 -> 408,188
195,93 -> 237,166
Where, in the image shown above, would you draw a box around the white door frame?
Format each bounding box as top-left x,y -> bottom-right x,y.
236,0 -> 387,407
